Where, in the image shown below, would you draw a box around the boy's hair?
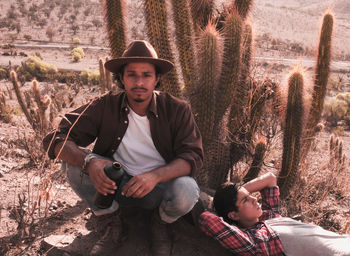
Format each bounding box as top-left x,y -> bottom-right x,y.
113,64 -> 161,89
213,182 -> 240,223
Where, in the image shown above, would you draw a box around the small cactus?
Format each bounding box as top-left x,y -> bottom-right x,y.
243,138 -> 266,183
99,58 -> 106,94
11,70 -> 34,128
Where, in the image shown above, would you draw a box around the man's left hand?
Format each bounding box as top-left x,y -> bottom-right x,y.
121,171 -> 159,198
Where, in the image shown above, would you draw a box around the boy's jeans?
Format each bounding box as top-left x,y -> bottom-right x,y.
62,155 -> 199,223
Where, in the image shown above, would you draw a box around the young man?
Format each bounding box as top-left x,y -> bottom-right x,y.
43,40 -> 203,256
199,173 -> 350,256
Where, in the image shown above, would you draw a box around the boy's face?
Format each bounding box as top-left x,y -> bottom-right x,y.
228,187 -> 262,227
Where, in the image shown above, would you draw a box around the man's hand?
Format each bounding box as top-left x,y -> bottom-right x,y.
121,171 -> 159,198
87,158 -> 117,196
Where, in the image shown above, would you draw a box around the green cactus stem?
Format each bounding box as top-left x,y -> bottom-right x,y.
192,22 -> 222,147
144,0 -> 181,97
213,10 -> 243,133
228,23 -> 252,137
302,13 -> 333,157
243,138 -> 266,183
104,0 -> 127,58
171,0 -> 197,96
278,71 -> 304,199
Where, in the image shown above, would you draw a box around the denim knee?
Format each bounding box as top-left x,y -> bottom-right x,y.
160,176 -> 199,223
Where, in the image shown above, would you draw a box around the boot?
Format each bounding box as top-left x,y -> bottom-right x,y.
89,210 -> 127,256
150,209 -> 172,256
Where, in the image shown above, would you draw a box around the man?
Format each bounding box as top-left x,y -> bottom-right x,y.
199,173 -> 350,256
43,40 -> 203,256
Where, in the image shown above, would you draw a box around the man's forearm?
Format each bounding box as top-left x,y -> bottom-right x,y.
152,158 -> 191,183
243,172 -> 277,193
54,140 -> 86,168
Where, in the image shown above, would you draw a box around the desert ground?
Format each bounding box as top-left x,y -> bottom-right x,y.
0,0 -> 350,255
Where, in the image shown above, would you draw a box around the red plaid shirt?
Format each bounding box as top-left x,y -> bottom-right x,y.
199,187 -> 286,256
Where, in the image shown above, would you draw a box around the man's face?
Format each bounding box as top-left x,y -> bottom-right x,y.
121,62 -> 159,104
230,187 -> 262,225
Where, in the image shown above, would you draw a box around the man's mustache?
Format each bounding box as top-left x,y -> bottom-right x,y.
131,87 -> 147,92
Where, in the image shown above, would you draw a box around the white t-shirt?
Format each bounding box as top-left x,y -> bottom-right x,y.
113,106 -> 166,176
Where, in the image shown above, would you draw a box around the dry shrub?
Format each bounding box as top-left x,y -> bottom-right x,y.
280,136 -> 349,233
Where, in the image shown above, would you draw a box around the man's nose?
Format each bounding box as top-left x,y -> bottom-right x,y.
134,76 -> 144,86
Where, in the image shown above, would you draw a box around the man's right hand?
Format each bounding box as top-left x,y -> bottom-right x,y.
87,158 -> 117,195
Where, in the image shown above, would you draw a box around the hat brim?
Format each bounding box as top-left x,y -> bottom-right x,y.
104,57 -> 174,75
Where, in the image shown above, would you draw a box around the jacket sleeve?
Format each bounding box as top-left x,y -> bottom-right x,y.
172,102 -> 204,176
42,96 -> 104,159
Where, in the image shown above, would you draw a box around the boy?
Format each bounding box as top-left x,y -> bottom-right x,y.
199,173 -> 350,256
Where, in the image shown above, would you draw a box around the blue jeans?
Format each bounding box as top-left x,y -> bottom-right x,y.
62,157 -> 199,223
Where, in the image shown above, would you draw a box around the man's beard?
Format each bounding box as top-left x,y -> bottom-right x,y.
134,98 -> 145,103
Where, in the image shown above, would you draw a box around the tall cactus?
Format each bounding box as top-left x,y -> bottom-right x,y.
171,0 -> 197,96
144,0 -> 182,97
213,10 -> 243,134
278,71 -> 304,198
192,22 -> 222,147
104,0 -> 127,58
302,12 -> 333,157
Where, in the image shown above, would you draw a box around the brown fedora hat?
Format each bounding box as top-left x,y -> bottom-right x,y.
104,40 -> 174,74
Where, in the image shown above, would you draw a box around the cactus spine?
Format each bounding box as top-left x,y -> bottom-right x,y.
302,13 -> 333,156
171,0 -> 197,96
104,0 -> 127,58
144,0 -> 181,97
278,71 -> 304,198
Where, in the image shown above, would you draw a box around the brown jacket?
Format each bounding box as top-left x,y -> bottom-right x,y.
43,91 -> 203,176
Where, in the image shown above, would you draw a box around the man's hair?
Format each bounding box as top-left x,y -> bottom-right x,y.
113,63 -> 161,89
213,182 -> 240,223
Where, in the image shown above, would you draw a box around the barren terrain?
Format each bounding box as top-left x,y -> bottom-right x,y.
1,0 -> 350,255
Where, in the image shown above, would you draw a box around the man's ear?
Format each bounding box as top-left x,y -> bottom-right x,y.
227,211 -> 239,221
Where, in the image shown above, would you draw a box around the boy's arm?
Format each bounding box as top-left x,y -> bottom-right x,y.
199,211 -> 258,255
243,172 -> 277,193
